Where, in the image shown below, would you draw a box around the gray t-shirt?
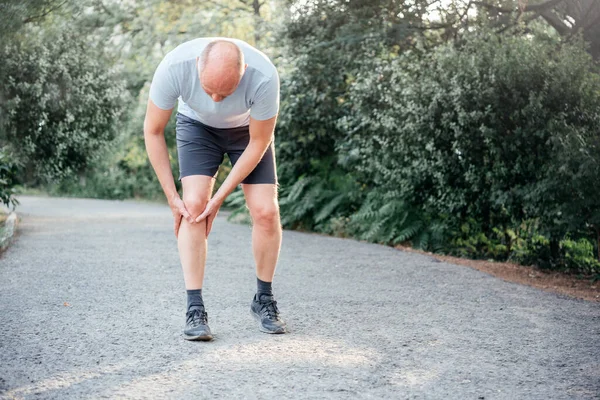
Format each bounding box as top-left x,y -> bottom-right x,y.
148,37 -> 279,128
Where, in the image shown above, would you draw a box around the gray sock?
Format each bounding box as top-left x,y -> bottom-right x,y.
257,277 -> 273,298
186,289 -> 204,312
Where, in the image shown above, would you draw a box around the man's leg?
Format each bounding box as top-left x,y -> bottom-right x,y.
242,183 -> 282,282
243,182 -> 287,334
226,133 -> 285,333
178,174 -> 215,341
178,175 -> 215,289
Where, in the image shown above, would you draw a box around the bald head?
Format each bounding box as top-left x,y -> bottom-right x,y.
198,40 -> 247,102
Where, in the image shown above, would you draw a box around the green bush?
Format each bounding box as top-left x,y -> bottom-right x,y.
274,1 -> 405,234
44,80 -> 180,201
348,189 -> 445,252
449,221 -> 512,260
510,223 -> 553,269
560,238 -> 600,275
277,162 -> 361,233
0,28 -> 128,185
450,219 -> 600,275
0,148 -> 22,209
338,32 -> 600,265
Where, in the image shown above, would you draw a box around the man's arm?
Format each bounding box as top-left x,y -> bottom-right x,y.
212,114 -> 277,202
144,99 -> 195,234
143,99 -> 178,203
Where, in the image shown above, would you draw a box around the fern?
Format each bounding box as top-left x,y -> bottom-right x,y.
223,188 -> 249,224
315,193 -> 347,223
392,220 -> 423,244
348,189 -> 443,248
363,219 -> 386,241
224,188 -> 246,207
279,176 -> 316,206
412,229 -> 430,250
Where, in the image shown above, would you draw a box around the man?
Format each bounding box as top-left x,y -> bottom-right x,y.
144,37 -> 287,341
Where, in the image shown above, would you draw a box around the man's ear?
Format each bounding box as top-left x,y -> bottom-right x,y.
244,63 -> 248,70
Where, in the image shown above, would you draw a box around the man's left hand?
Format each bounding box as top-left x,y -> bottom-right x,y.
195,196 -> 224,237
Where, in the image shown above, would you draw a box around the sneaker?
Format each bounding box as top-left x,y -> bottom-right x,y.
250,293 -> 287,334
183,307 -> 213,341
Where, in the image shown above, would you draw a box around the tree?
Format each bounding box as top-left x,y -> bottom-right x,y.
0,0 -> 69,40
473,0 -> 600,59
0,28 -> 128,184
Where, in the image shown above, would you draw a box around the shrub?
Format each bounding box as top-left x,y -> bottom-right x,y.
339,32 -> 600,262
560,238 -> 600,275
0,28 -> 128,185
0,148 -> 21,209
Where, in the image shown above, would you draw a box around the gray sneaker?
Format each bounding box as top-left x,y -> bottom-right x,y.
250,293 -> 287,334
183,307 -> 213,341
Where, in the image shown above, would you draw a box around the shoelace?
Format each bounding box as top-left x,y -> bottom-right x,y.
186,309 -> 208,326
260,298 -> 280,320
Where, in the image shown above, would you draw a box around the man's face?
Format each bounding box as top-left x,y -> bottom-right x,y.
197,58 -> 248,103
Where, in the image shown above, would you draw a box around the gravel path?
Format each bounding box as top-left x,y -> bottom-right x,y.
1,195 -> 599,399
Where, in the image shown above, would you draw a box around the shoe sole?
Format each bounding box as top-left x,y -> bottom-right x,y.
250,309 -> 287,334
183,333 -> 214,341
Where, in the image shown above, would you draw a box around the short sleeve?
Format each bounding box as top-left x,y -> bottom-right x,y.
148,58 -> 179,110
250,71 -> 280,121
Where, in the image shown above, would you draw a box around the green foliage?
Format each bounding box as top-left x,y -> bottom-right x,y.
273,0 -> 431,241
510,223 -> 553,269
0,0 -> 69,40
276,8 -> 600,272
560,238 -> 600,276
46,85 -> 179,201
277,163 -> 361,234
450,219 -> 600,275
349,190 -> 442,250
223,187 -> 251,224
275,0 -> 427,188
0,0 -> 275,201
339,32 -> 600,253
449,219 -> 545,264
449,221 -> 511,260
0,147 -> 22,209
0,27 -> 129,185
4,0 -> 599,278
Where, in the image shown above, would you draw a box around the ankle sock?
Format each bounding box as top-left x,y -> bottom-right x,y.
186,289 -> 204,312
257,277 -> 273,298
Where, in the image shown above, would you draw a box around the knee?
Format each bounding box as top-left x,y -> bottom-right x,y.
183,196 -> 208,219
250,203 -> 280,229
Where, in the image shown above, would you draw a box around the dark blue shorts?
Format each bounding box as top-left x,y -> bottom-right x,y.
175,112 -> 278,185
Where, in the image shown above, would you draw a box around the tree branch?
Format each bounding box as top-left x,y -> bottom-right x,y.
22,0 -> 69,24
473,0 -> 565,13
496,12 -> 541,33
539,9 -> 571,35
521,0 -> 565,12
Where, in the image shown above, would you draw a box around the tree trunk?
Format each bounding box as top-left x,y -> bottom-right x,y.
252,0 -> 261,45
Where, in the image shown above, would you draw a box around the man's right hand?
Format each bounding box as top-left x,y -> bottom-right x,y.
169,195 -> 195,238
